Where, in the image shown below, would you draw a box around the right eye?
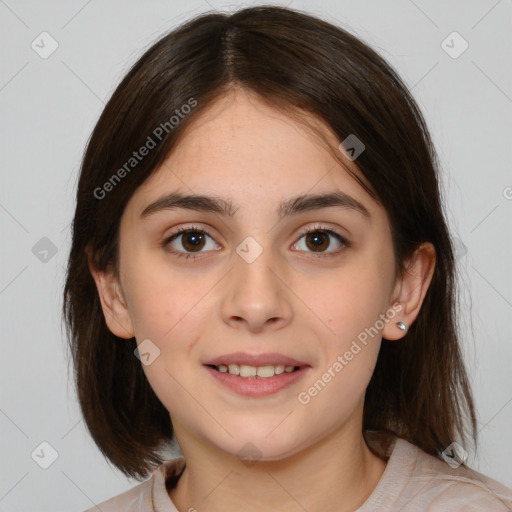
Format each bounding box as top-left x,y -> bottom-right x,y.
163,226 -> 220,260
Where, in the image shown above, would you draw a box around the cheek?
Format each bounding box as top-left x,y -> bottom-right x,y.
304,253 -> 393,405
123,257 -> 209,418
319,259 -> 391,342
297,268 -> 387,414
122,251 -> 216,402
122,248 -> 207,340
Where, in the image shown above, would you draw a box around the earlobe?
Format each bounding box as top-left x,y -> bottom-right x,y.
382,242 -> 436,341
88,259 -> 135,339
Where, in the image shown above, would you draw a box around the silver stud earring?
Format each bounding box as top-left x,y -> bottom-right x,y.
396,322 -> 407,332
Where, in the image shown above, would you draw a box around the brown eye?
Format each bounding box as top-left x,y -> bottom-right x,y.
292,226 -> 348,256
164,227 -> 219,258
304,231 -> 331,252
180,231 -> 207,252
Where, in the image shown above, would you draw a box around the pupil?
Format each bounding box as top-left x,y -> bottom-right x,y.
307,231 -> 328,252
184,232 -> 204,251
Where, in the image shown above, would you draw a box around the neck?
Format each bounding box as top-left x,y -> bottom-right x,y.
168,423 -> 387,512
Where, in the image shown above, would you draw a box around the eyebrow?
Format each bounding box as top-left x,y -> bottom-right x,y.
140,191 -> 370,221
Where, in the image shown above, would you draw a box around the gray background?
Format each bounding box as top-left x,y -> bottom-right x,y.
0,0 -> 511,510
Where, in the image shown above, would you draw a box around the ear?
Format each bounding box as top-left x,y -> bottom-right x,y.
382,242 -> 436,341
88,256 -> 135,339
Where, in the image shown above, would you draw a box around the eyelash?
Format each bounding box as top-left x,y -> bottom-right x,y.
162,224 -> 349,261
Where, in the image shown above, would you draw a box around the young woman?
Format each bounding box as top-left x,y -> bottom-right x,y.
63,5 -> 512,511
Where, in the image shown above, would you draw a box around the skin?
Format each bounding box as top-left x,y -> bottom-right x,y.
90,87 -> 435,512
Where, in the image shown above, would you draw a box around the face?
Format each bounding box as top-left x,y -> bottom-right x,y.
102,88 -> 404,460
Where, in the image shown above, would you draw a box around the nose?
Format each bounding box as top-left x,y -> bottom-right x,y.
220,246 -> 293,333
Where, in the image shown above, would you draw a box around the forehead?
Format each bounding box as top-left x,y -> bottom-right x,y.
126,89 -> 379,219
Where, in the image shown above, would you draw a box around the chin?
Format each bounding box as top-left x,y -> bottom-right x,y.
216,430 -> 307,463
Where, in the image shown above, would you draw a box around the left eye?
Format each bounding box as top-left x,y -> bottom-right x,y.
163,225 -> 348,260
292,227 -> 348,255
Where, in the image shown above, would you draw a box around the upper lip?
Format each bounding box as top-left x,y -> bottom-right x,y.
204,352 -> 308,367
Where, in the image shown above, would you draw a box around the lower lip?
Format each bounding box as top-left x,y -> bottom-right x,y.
204,365 -> 310,397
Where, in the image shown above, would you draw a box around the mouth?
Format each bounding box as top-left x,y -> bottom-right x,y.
202,352 -> 310,396
205,363 -> 302,379
203,361 -> 310,397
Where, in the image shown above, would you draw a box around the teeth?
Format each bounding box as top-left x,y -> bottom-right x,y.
228,364 -> 239,376
215,363 -> 299,379
256,365 -> 275,378
240,364 -> 257,378
274,365 -> 285,375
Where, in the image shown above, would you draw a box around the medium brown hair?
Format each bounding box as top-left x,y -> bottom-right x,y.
63,5 -> 477,479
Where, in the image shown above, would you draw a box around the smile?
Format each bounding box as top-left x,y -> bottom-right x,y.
204,364 -> 310,397
209,363 -> 300,379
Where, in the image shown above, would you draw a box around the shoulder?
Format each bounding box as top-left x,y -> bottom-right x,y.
82,457 -> 186,512
410,444 -> 512,511
361,434 -> 512,511
82,479 -> 152,512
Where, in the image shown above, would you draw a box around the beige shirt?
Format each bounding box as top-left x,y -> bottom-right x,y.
84,436 -> 512,511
